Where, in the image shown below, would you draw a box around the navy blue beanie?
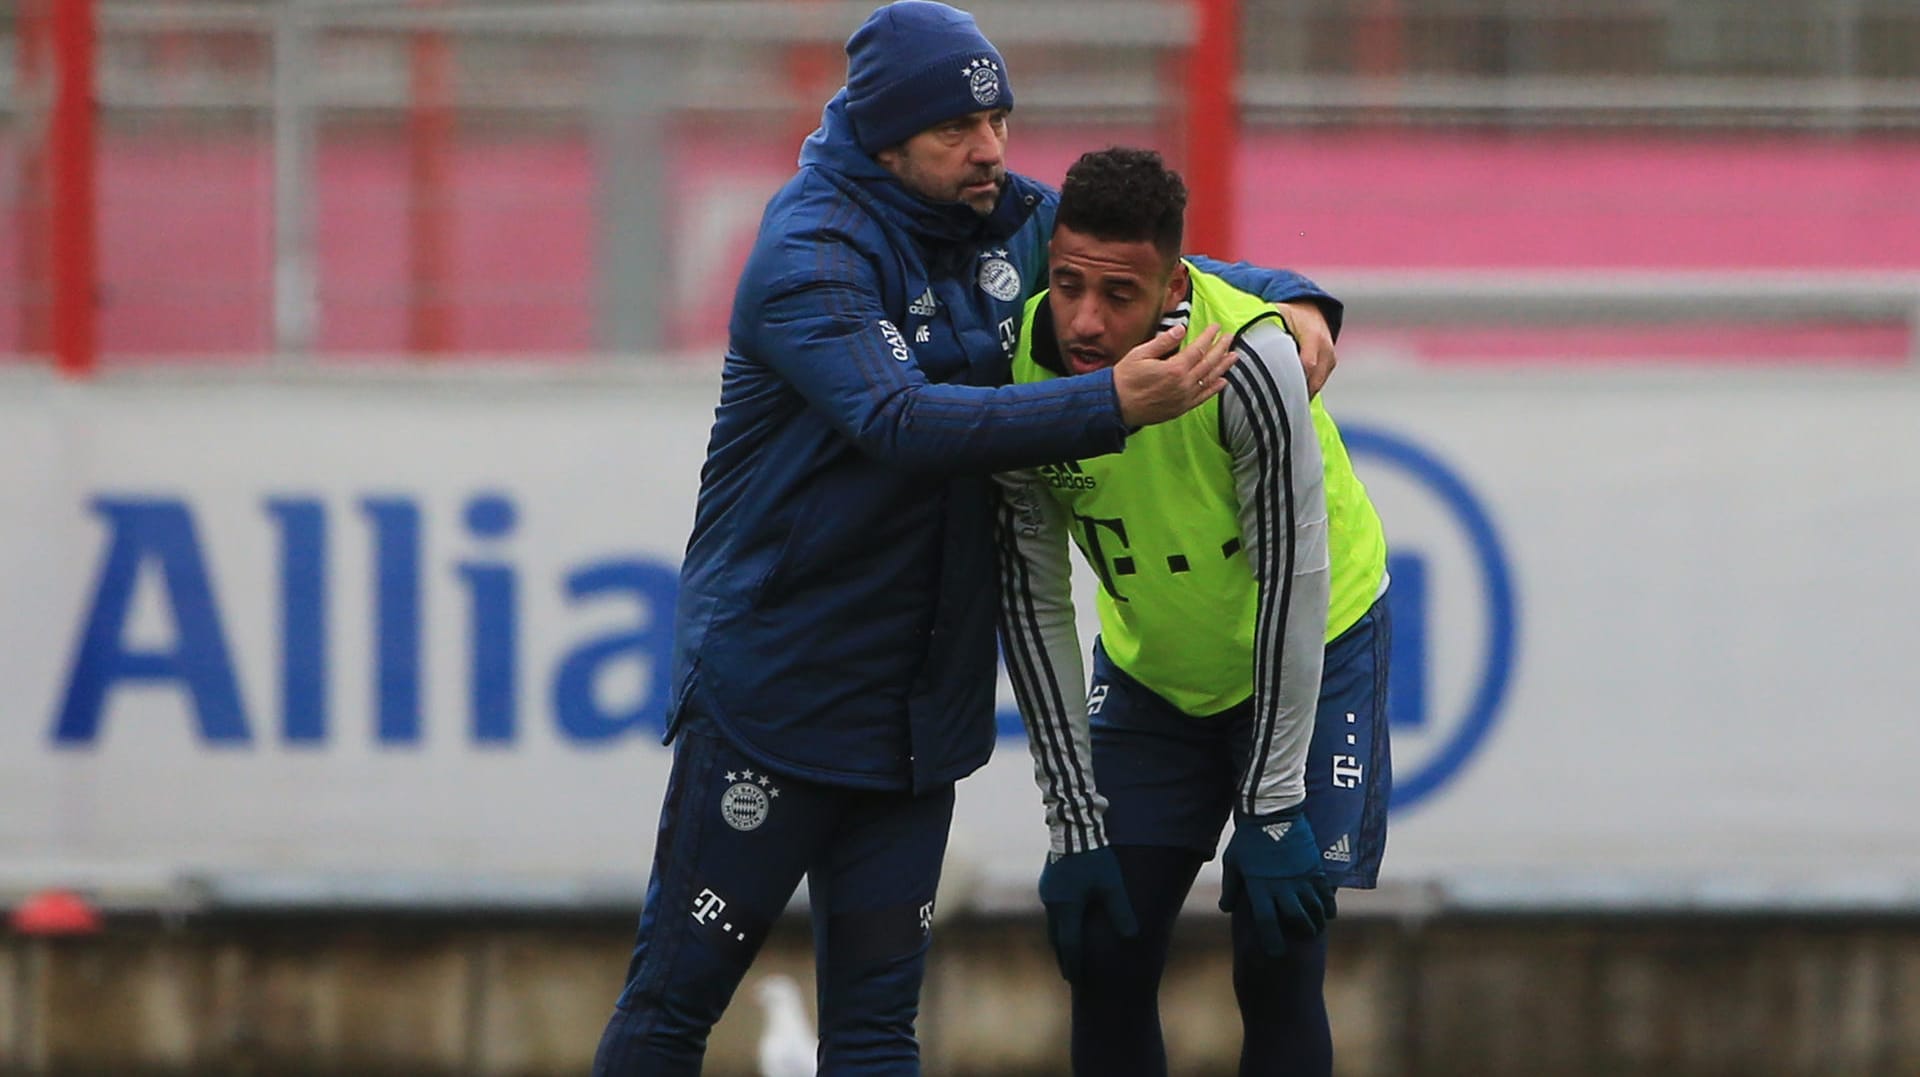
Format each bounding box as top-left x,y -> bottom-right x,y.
844,2 -> 1014,154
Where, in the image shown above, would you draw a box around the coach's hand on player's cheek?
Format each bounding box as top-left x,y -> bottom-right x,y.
1038,846 -> 1139,982
1275,300 -> 1336,397
1114,324 -> 1235,428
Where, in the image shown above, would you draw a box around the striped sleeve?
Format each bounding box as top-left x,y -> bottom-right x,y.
1220,318 -> 1331,817
994,468 -> 1108,855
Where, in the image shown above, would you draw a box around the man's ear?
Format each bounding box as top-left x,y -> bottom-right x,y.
1166,259 -> 1190,308
875,145 -> 903,174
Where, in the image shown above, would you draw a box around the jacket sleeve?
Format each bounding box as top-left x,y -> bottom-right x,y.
1188,257 -> 1345,341
994,468 -> 1108,855
742,224 -> 1130,473
1219,319 -> 1331,816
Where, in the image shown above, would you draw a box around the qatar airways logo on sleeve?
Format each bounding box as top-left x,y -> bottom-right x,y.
49,492 -> 679,748
877,320 -> 912,362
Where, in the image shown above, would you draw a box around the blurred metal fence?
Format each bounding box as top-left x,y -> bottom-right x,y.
3,0 -> 1918,363
3,1 -> 1201,362
1241,0 -> 1920,81
1242,0 -> 1920,128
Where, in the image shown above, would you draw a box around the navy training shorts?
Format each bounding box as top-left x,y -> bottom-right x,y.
1089,595 -> 1392,889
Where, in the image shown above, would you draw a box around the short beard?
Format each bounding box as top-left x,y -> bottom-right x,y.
889,155 -> 1003,216
959,177 -> 1003,215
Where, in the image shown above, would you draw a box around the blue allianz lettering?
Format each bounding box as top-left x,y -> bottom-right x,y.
552,560 -> 677,743
267,498 -> 327,743
52,493 -> 677,748
55,499 -> 250,745
1386,551 -> 1427,732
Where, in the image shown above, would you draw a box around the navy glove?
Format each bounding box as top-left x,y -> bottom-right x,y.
1217,804 -> 1337,957
1038,847 -> 1139,983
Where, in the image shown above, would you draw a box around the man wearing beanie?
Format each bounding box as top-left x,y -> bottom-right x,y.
593,4 -> 1346,1073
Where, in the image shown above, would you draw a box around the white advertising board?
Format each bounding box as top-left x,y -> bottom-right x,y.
3,366 -> 1918,911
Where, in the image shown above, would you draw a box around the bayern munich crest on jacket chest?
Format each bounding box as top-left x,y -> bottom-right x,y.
962,57 -> 1002,106
720,770 -> 780,831
978,250 -> 1020,301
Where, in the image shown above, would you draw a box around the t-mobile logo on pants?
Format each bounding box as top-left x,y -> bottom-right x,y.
692,887 -> 748,942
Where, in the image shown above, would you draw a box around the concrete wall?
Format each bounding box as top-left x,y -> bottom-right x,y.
5,911 -> 1919,1076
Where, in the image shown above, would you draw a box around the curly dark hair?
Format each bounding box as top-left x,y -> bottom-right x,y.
1056,147 -> 1187,263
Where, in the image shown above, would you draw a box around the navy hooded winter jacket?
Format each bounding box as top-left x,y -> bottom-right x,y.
668,91 -> 1340,793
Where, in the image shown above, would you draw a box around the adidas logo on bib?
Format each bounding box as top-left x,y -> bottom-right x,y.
909,288 -> 938,317
1322,833 -> 1353,863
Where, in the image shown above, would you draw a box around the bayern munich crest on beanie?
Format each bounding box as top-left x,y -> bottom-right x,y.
844,1 -> 1014,154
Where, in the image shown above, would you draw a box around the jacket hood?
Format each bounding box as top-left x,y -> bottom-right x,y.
799,90 -> 1036,250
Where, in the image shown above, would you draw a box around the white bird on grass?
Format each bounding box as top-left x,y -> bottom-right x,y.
754,972 -> 818,1077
